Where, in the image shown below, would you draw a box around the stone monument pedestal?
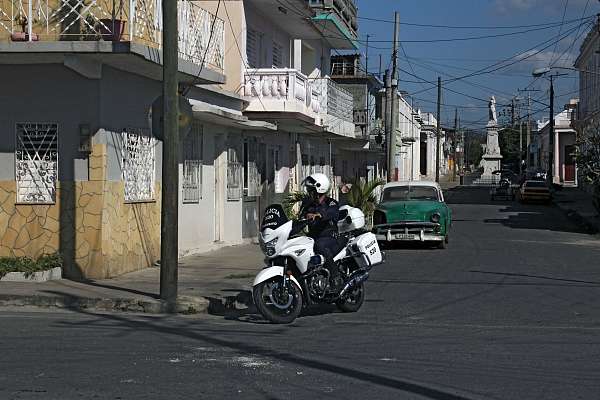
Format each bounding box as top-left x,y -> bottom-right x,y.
475,121 -> 503,184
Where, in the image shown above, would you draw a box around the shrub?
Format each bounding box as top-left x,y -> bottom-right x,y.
0,253 -> 63,278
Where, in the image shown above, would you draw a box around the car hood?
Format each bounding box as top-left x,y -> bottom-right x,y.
377,200 -> 444,222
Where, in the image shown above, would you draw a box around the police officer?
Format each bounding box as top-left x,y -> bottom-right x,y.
300,173 -> 342,290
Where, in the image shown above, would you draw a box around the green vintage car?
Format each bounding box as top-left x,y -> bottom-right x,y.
372,181 -> 451,249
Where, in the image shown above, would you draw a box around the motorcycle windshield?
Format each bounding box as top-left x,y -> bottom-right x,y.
261,204 -> 289,231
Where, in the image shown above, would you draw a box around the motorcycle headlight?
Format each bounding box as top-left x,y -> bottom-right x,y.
262,237 -> 278,257
430,212 -> 441,223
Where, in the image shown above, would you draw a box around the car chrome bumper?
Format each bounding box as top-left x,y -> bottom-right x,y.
375,229 -> 444,242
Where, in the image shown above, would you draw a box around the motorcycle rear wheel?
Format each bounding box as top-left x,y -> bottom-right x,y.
336,283 -> 365,313
253,278 -> 303,324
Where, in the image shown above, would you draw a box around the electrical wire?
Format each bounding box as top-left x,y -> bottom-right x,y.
355,15 -> 593,30
550,0 -> 570,66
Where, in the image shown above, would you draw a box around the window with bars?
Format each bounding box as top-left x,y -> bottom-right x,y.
247,28 -> 261,68
182,123 -> 203,203
272,41 -> 284,68
15,123 -> 58,204
122,128 -> 156,202
227,148 -> 243,200
243,139 -> 260,197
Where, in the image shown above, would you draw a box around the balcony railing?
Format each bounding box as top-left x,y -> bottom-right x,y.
321,77 -> 353,123
243,68 -> 321,116
0,0 -> 224,71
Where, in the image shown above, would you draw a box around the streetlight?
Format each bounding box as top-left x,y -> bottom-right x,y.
532,67 -> 569,184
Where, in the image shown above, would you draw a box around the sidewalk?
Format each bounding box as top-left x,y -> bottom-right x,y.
553,187 -> 600,234
0,244 -> 263,315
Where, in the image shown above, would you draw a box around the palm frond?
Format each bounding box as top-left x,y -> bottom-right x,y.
282,191 -> 305,220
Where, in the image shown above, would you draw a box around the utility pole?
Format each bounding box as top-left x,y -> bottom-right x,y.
384,69 -> 392,179
160,0 -> 179,304
453,108 -> 458,182
548,75 -> 555,184
519,119 -> 523,175
365,34 -> 370,140
387,12 -> 400,182
518,89 -> 540,170
435,76 -> 441,183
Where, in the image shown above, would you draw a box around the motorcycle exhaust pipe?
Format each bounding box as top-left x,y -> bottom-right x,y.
339,271 -> 369,298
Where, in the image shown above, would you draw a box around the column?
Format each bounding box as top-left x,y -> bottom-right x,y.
293,39 -> 302,71
554,130 -> 560,183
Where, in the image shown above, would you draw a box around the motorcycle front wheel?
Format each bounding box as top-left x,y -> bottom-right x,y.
336,283 -> 365,313
253,277 -> 303,324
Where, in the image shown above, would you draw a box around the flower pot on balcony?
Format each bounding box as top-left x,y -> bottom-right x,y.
99,18 -> 126,41
11,31 -> 39,41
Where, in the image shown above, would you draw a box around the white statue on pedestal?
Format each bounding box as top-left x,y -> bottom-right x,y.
489,96 -> 497,124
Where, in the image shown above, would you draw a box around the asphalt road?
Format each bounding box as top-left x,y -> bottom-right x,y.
2,187 -> 600,400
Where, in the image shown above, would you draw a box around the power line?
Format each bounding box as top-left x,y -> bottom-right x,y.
550,0 -> 570,66
355,15 -> 593,30
345,19 -> 592,47
443,20 -> 589,83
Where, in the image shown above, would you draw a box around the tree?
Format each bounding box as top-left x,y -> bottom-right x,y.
576,124 -> 600,213
346,178 -> 385,225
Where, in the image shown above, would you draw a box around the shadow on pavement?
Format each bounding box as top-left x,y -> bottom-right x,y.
54,307 -> 476,400
206,289 -> 345,323
483,203 -> 591,234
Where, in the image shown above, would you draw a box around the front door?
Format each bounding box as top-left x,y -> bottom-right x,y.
564,144 -> 576,182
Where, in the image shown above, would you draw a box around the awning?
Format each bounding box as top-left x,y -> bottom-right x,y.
191,101 -> 276,131
311,14 -> 359,50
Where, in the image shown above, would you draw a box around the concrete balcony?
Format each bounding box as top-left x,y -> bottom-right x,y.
243,70 -> 355,137
0,0 -> 224,73
243,68 -> 321,125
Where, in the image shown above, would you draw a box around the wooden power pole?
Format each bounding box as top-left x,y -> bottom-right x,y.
387,12 -> 400,182
160,0 -> 179,304
435,76 -> 441,183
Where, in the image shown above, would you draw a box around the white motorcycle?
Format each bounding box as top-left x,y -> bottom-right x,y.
253,204 -> 384,324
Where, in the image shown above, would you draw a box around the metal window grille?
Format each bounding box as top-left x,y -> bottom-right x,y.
272,41 -> 283,68
247,28 -> 260,68
244,139 -> 260,197
15,123 -> 58,204
227,148 -> 243,200
183,122 -> 203,203
122,128 -> 156,202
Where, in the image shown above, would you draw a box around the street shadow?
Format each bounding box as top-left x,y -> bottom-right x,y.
381,242 -> 440,251
206,289 -> 344,323
79,280 -> 159,299
483,203 -> 591,234
55,309 -> 476,400
444,186 -> 521,206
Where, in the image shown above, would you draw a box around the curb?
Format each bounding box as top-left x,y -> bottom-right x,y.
0,293 -> 209,315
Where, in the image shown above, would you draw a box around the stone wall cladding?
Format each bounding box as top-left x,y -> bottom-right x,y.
0,143 -> 160,279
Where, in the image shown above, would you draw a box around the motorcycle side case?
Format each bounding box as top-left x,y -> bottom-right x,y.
350,232 -> 383,267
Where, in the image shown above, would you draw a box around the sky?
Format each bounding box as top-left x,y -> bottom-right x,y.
353,0 -> 599,131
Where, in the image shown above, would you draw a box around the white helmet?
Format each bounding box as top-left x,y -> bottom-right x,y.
303,173 -> 331,194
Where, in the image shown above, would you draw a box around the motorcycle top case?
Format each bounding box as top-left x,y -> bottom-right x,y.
350,232 -> 382,267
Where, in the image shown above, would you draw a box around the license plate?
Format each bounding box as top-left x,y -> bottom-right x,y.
395,234 -> 415,240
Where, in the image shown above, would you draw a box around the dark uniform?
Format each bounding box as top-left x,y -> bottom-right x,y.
300,196 -> 342,282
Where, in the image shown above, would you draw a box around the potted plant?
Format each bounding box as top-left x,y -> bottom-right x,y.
99,0 -> 126,41
11,14 -> 39,42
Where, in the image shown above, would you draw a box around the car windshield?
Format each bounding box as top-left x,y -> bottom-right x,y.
382,186 -> 439,202
525,181 -> 547,188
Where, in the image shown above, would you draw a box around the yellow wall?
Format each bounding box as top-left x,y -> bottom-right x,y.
0,144 -> 160,279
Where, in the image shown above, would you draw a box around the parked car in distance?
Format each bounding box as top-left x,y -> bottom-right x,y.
519,180 -> 552,203
372,181 -> 451,249
491,178 -> 515,201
